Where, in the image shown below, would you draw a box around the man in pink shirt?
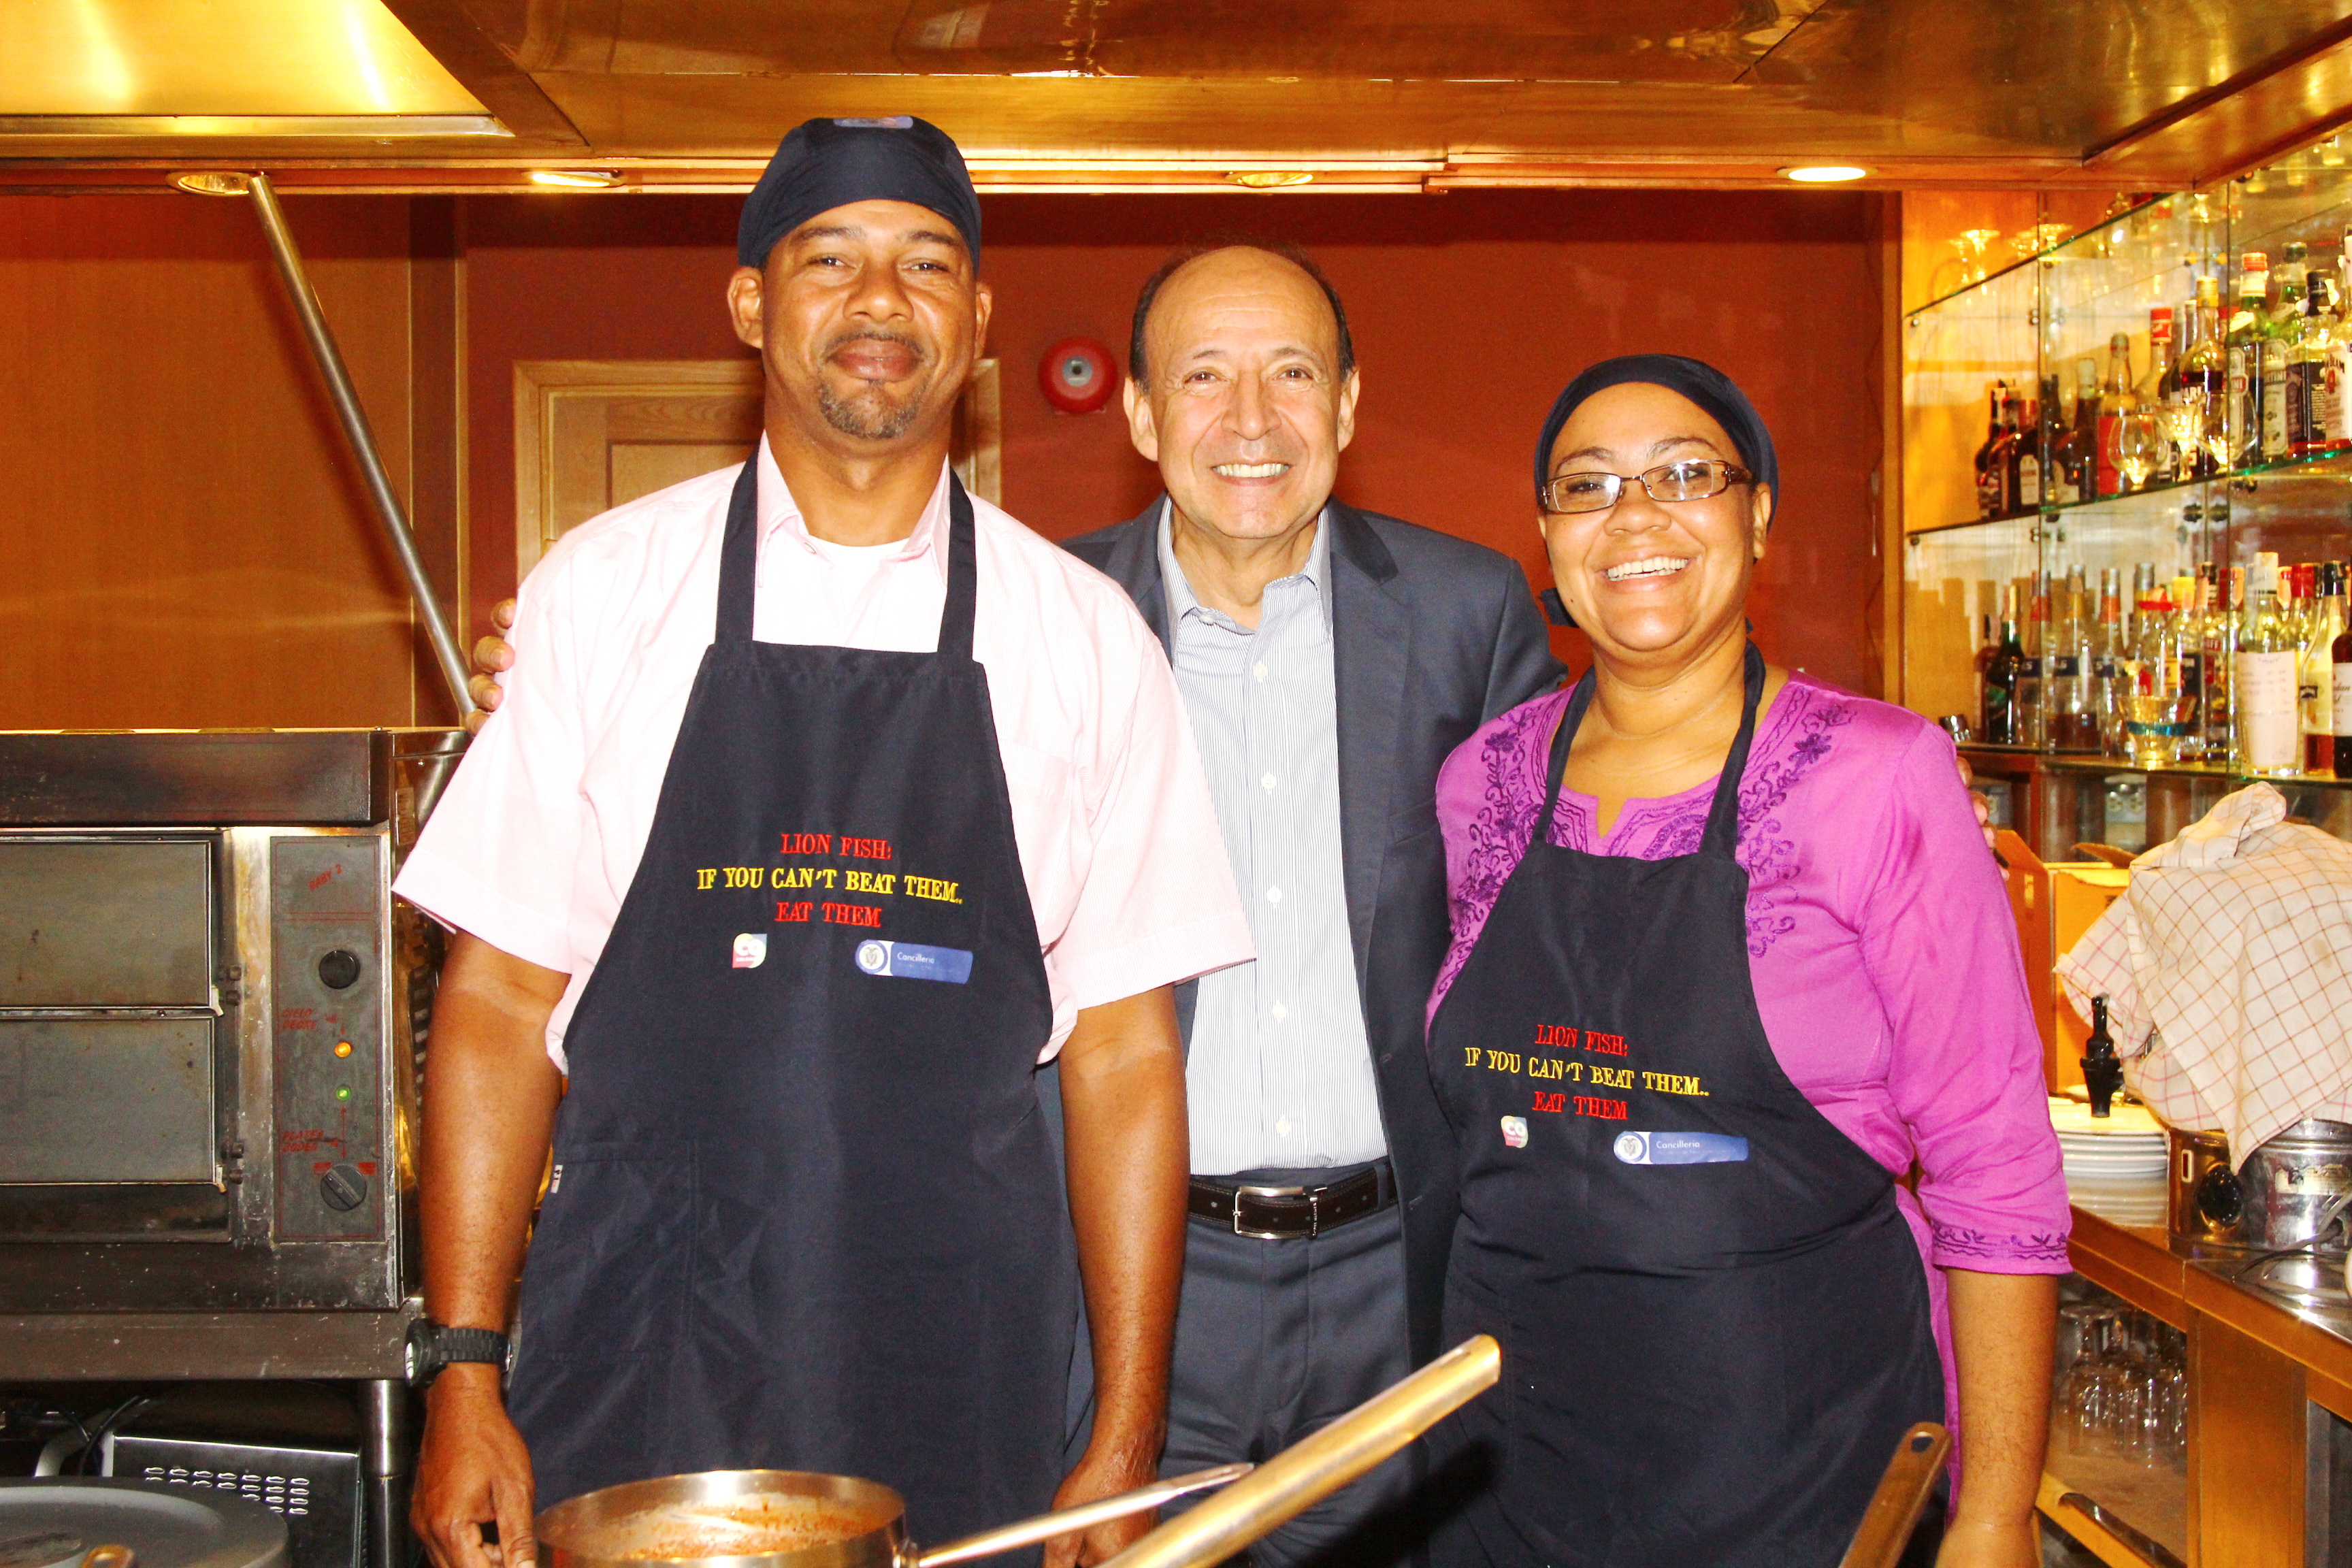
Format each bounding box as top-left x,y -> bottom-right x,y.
395,117 -> 1250,1568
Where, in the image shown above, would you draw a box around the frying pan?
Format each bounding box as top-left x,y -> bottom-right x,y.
538,1336 -> 1501,1568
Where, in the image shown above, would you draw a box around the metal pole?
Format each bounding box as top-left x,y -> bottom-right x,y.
235,171 -> 474,719
359,1377 -> 414,1568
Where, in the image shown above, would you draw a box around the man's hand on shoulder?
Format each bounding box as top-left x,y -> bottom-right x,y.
412,1365 -> 537,1568
466,599 -> 519,735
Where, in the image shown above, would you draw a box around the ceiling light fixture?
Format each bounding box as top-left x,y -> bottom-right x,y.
1780,165 -> 1869,182
1228,171 -> 1313,189
172,171 -> 252,195
529,168 -> 623,189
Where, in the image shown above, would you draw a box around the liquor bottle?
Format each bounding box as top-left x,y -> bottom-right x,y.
1999,389 -> 2031,513
2291,274 -> 2349,455
2140,308 -> 2178,482
2198,565 -> 2235,764
2264,257 -> 2308,460
2125,585 -> 2183,766
2172,572 -> 2204,755
2097,333 -> 2134,495
2228,252 -> 2270,468
2021,572 -> 2050,748
1984,587 -> 2024,744
2332,574 -> 2352,776
2238,552 -> 2302,775
2082,996 -> 2123,1119
2177,276 -> 2227,478
2016,391 -> 2045,510
2095,567 -> 2128,758
1973,382 -> 2009,518
2305,561 -> 2343,774
2052,358 -> 2097,504
2055,566 -> 2101,750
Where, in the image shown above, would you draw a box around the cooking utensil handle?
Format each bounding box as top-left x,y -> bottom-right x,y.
81,1546 -> 136,1568
1836,1422 -> 1952,1568
913,1464 -> 1253,1568
1094,1335 -> 1501,1568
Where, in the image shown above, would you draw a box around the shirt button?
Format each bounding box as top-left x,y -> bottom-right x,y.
1277,1117 -> 1292,1137
1266,886 -> 1283,905
1254,663 -> 1268,681
1260,772 -> 1277,791
1273,1001 -> 1289,1021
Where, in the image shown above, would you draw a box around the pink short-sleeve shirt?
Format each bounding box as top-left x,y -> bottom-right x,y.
395,441 -> 1254,1068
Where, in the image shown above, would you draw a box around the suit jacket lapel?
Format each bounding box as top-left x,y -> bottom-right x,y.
1096,498 -> 1171,651
1328,501 -> 1407,985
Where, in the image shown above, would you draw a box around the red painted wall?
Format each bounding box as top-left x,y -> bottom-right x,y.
463,189 -> 1881,690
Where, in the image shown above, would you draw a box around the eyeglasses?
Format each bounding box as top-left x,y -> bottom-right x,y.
1539,459 -> 1752,515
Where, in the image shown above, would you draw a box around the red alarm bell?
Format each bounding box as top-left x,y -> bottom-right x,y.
1039,336 -> 1117,414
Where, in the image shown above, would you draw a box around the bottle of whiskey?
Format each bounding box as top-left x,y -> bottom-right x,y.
2016,390 -> 2045,510
2304,561 -> 2343,774
2095,568 -> 2128,758
2265,256 -> 2308,459
2172,573 -> 2204,756
2097,333 -> 2135,495
2052,359 -> 2097,504
2198,565 -> 2234,764
2021,572 -> 2051,748
2238,552 -> 2302,775
2228,252 -> 2270,468
2178,276 -> 2227,478
2289,272 -> 2342,456
1984,587 -> 2025,744
1973,382 -> 2009,518
2332,572 -> 2352,777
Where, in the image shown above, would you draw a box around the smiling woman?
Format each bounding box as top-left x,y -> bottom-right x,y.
1420,356 -> 2070,1568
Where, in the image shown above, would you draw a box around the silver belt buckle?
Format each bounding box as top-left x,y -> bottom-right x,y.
1232,1183 -> 1316,1240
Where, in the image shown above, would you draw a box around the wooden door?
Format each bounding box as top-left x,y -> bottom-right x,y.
513,358 -> 1002,577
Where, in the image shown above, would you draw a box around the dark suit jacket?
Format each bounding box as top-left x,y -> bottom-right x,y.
1062,497 -> 1563,1364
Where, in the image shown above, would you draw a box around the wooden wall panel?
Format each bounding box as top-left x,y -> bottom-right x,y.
0,193 -> 446,730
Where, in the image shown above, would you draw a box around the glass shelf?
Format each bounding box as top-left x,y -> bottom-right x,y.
1909,448 -> 2352,537
1906,194 -> 2169,319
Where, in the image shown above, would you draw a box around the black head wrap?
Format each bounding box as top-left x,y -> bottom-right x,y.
737,115 -> 982,271
1532,353 -> 1778,519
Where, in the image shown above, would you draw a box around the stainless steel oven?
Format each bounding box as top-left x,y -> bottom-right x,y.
0,728 -> 463,1568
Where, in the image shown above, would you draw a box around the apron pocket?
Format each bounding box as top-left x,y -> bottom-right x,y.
518,1145 -> 692,1362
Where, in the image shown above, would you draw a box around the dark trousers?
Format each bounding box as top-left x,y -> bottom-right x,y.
1160,1200 -> 1416,1567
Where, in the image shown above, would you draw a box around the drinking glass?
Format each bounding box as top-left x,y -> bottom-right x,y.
2116,410 -> 2163,491
2060,1304 -> 2118,1454
2159,393 -> 2206,478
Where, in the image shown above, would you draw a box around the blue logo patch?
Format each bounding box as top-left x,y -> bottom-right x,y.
854,939 -> 973,984
1613,1130 -> 1749,1166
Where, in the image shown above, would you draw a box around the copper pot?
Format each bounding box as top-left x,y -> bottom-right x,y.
539,1337 -> 1503,1568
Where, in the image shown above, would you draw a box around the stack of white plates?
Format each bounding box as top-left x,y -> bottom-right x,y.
2051,1098 -> 2170,1224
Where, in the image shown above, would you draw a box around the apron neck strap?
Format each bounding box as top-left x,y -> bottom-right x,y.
715,454 -> 980,662
1537,641 -> 1767,860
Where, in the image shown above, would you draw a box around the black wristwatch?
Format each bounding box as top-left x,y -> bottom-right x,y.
406,1319 -> 512,1388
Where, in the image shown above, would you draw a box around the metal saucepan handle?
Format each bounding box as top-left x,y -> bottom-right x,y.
1095,1335 -> 1501,1568
80,1548 -> 135,1568
1835,1422 -> 1951,1568
913,1464 -> 1252,1568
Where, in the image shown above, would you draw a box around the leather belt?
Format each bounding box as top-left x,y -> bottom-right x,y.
1187,1161 -> 1395,1241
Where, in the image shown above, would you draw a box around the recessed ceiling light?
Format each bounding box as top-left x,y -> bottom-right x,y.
1781,165 -> 1870,183
172,171 -> 252,196
1228,171 -> 1313,189
529,169 -> 622,189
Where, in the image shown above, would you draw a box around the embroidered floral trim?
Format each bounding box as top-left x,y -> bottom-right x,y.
1435,681 -> 1857,1009
1931,1226 -> 2073,1264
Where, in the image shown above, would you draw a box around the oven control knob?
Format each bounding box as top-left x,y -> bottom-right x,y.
318,949 -> 363,990
320,1163 -> 370,1211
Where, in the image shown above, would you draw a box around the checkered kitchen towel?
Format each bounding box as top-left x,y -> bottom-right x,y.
2057,783 -> 2352,1166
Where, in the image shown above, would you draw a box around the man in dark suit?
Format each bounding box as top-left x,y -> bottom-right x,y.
1063,242 -> 1560,1565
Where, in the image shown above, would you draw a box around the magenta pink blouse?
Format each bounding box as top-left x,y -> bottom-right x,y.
1429,671 -> 2071,1432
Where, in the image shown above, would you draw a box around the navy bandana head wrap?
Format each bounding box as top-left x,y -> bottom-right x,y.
1532,353 -> 1778,521
737,115 -> 982,271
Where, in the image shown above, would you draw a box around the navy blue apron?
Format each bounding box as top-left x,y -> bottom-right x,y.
508,461 -> 1075,1547
1427,645 -> 1942,1567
